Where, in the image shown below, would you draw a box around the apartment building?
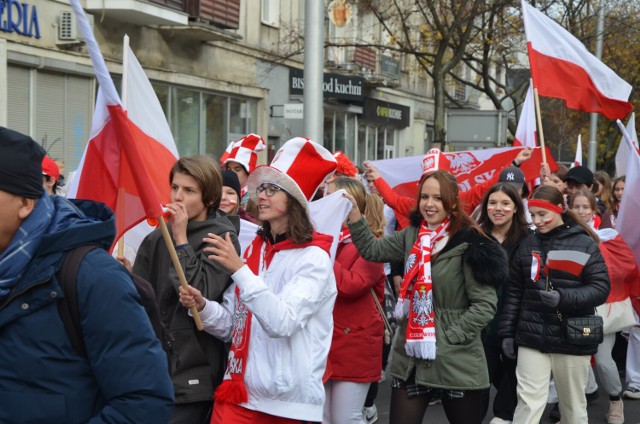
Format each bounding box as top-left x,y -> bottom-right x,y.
0,0 -> 438,171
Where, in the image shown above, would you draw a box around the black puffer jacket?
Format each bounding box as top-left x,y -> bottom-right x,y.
498,220 -> 610,355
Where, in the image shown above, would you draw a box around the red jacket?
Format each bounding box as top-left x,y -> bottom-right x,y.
328,241 -> 386,382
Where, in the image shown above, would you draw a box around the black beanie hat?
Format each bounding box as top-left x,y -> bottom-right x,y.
221,169 -> 242,199
0,127 -> 45,199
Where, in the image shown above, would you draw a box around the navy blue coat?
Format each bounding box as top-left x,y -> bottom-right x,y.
0,196 -> 174,423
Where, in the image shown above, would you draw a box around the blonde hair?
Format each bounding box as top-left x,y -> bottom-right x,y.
333,177 -> 386,237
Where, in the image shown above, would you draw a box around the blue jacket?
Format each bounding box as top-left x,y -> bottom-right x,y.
0,196 -> 174,424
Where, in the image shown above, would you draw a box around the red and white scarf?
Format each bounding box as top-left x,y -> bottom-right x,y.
588,214 -> 601,230
395,218 -> 450,360
214,231 -> 333,404
338,227 -> 351,244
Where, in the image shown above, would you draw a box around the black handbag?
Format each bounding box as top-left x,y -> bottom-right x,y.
546,274 -> 604,346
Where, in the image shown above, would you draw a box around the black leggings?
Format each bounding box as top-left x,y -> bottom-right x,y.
389,387 -> 483,424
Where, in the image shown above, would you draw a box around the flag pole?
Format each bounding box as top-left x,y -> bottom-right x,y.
158,216 -> 204,331
532,85 -> 548,165
117,35 -> 131,258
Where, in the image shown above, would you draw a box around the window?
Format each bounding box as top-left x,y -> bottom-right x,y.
261,0 -> 280,28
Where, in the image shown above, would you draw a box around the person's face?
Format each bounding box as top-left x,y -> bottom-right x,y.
0,190 -> 35,254
419,177 -> 448,227
566,181 -> 587,197
548,174 -> 566,194
367,179 -> 379,195
225,161 -> 249,187
571,195 -> 594,224
171,172 -> 208,221
256,183 -> 289,231
487,191 -> 516,228
219,186 -> 239,214
325,180 -> 337,196
529,206 -> 563,234
613,181 -> 625,202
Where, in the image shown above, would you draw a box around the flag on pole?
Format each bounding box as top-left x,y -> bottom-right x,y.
615,119 -> 640,264
522,0 -> 633,120
368,146 -> 558,200
513,85 -> 537,148
66,0 -> 178,250
615,113 -> 639,177
572,134 -> 583,168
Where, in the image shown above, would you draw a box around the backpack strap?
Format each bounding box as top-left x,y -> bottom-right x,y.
56,245 -> 99,357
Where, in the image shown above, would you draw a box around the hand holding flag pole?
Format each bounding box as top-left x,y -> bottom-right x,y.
158,216 -> 204,331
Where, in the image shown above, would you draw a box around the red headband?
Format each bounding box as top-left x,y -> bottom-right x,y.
528,199 -> 563,214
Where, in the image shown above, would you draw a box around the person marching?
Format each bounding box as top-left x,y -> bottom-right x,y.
179,137 -> 339,423
220,134 -> 267,208
344,168 -> 508,424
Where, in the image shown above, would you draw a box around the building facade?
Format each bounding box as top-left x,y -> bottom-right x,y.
0,0 -> 438,173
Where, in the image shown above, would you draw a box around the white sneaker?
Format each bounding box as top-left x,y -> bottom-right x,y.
489,418 -> 512,424
623,386 -> 640,399
606,399 -> 624,424
363,404 -> 378,424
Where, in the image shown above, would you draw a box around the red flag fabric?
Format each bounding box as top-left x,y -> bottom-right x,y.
522,1 -> 633,120
67,1 -> 178,250
598,229 -> 640,303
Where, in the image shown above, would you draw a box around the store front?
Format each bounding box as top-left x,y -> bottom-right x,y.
359,97 -> 410,162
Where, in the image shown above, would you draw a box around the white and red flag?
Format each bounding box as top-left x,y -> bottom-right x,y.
522,0 -> 633,120
615,120 -> 640,264
546,250 -> 591,277
368,146 -> 557,200
513,85 -> 537,148
66,0 -> 178,250
571,134 -> 583,168
615,113 -> 639,177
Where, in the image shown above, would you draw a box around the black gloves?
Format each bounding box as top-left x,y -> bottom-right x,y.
539,289 -> 561,308
501,337 -> 516,360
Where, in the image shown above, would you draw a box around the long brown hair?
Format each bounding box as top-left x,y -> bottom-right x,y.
610,176 -> 625,215
170,156 -> 222,215
530,185 -> 598,242
257,192 -> 313,244
333,177 -> 386,237
477,183 -> 530,246
594,171 -> 613,210
410,170 -> 483,237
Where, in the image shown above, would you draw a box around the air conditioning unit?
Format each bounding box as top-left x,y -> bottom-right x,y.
58,11 -> 77,41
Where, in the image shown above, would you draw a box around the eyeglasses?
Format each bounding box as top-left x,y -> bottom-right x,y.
256,184 -> 282,197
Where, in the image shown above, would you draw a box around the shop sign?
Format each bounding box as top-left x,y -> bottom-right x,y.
363,98 -> 410,128
289,68 -> 364,102
0,0 -> 40,39
380,55 -> 400,80
284,103 -> 303,119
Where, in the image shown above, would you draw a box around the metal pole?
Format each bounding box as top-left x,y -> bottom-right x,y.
303,0 -> 325,144
587,0 -> 605,171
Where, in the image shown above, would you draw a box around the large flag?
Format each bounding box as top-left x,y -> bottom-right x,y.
67,1 -> 178,250
615,113 -> 639,177
513,85 -> 537,148
522,1 -> 633,120
368,146 -> 558,200
572,134 -> 583,168
616,119 -> 640,263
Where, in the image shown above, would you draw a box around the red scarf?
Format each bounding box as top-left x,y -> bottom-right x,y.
395,218 -> 450,360
214,231 -> 333,404
338,227 -> 351,244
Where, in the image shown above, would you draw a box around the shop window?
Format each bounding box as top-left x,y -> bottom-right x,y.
172,87 -> 201,156
204,94 -> 226,158
357,123 -> 366,164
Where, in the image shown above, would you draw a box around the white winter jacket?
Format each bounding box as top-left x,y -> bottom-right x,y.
198,244 -> 337,421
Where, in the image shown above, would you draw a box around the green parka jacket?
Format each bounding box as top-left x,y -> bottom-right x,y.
348,217 -> 508,390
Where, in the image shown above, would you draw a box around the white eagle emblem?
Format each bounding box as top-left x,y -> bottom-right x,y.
231,303 -> 249,347
405,253 -> 417,274
412,287 -> 434,326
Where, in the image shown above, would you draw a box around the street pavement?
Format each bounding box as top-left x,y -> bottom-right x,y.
373,373 -> 640,423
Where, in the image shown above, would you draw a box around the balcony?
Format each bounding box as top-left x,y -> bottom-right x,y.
85,0 -> 189,26
326,40 -> 377,76
184,0 -> 240,29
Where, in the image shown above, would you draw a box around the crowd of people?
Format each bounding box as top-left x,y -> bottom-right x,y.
1,125 -> 639,424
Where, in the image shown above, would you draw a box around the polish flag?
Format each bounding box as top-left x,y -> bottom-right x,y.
615,113 -> 639,177
368,146 -> 557,200
546,250 -> 592,277
571,134 -> 583,168
597,228 -> 640,303
66,0 -> 178,250
522,1 -> 633,120
615,120 -> 640,264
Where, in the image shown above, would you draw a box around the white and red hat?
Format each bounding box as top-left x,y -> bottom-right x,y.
220,134 -> 266,174
421,148 -> 450,175
247,137 -> 337,213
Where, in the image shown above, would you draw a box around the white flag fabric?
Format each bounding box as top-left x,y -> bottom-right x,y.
615,113 -> 639,177
513,85 -> 537,148
615,120 -> 640,263
571,135 -> 582,168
